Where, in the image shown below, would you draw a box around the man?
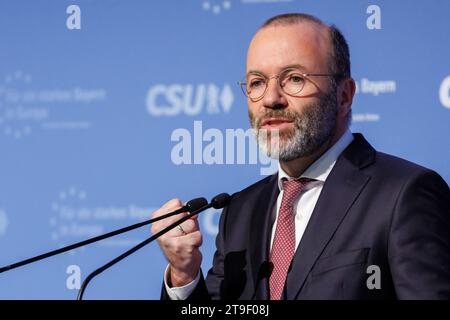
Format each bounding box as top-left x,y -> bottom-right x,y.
151,13 -> 450,299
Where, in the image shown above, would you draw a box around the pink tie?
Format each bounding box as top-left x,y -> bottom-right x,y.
269,178 -> 312,300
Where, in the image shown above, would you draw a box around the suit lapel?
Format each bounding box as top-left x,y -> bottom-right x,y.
248,174 -> 279,300
285,133 -> 375,299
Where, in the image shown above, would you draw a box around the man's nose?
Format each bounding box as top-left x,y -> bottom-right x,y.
262,78 -> 288,110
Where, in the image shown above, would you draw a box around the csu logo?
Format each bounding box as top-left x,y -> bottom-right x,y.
146,83 -> 234,116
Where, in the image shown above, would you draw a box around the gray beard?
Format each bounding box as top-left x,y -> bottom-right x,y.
250,90 -> 338,162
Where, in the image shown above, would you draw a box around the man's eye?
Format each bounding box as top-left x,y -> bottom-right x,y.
288,75 -> 305,83
249,79 -> 265,89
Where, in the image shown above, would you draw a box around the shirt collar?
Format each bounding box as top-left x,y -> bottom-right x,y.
278,129 -> 354,191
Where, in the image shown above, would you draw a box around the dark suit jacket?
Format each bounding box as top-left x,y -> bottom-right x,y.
162,133 -> 450,300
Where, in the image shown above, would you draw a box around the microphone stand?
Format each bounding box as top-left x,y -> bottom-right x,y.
77,193 -> 230,300
77,203 -> 212,300
0,198 -> 207,274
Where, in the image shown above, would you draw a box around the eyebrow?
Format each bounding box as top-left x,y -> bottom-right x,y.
246,64 -> 308,77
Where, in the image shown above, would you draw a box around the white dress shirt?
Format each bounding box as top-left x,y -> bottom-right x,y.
164,129 -> 354,300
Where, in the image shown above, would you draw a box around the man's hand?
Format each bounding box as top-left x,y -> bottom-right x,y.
151,198 -> 203,287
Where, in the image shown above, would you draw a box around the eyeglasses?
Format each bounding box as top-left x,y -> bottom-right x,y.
238,68 -> 341,101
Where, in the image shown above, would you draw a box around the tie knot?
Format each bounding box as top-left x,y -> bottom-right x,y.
282,178 -> 314,204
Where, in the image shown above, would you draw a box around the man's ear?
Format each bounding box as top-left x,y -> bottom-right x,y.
337,77 -> 356,119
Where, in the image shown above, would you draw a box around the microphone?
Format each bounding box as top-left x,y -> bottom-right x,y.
0,197 -> 208,274
210,193 -> 231,209
77,193 -> 231,300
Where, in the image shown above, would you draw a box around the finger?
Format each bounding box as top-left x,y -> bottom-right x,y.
161,206 -> 201,236
158,198 -> 183,216
181,230 -> 203,248
160,233 -> 202,258
151,198 -> 188,234
167,230 -> 203,251
188,213 -> 200,221
158,214 -> 199,238
173,219 -> 199,237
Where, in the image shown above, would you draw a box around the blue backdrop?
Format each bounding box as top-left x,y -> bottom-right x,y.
0,0 -> 449,299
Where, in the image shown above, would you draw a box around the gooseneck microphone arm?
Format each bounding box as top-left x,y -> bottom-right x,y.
77,193 -> 231,300
0,198 -> 208,274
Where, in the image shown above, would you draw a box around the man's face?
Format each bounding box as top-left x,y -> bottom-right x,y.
247,22 -> 339,161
